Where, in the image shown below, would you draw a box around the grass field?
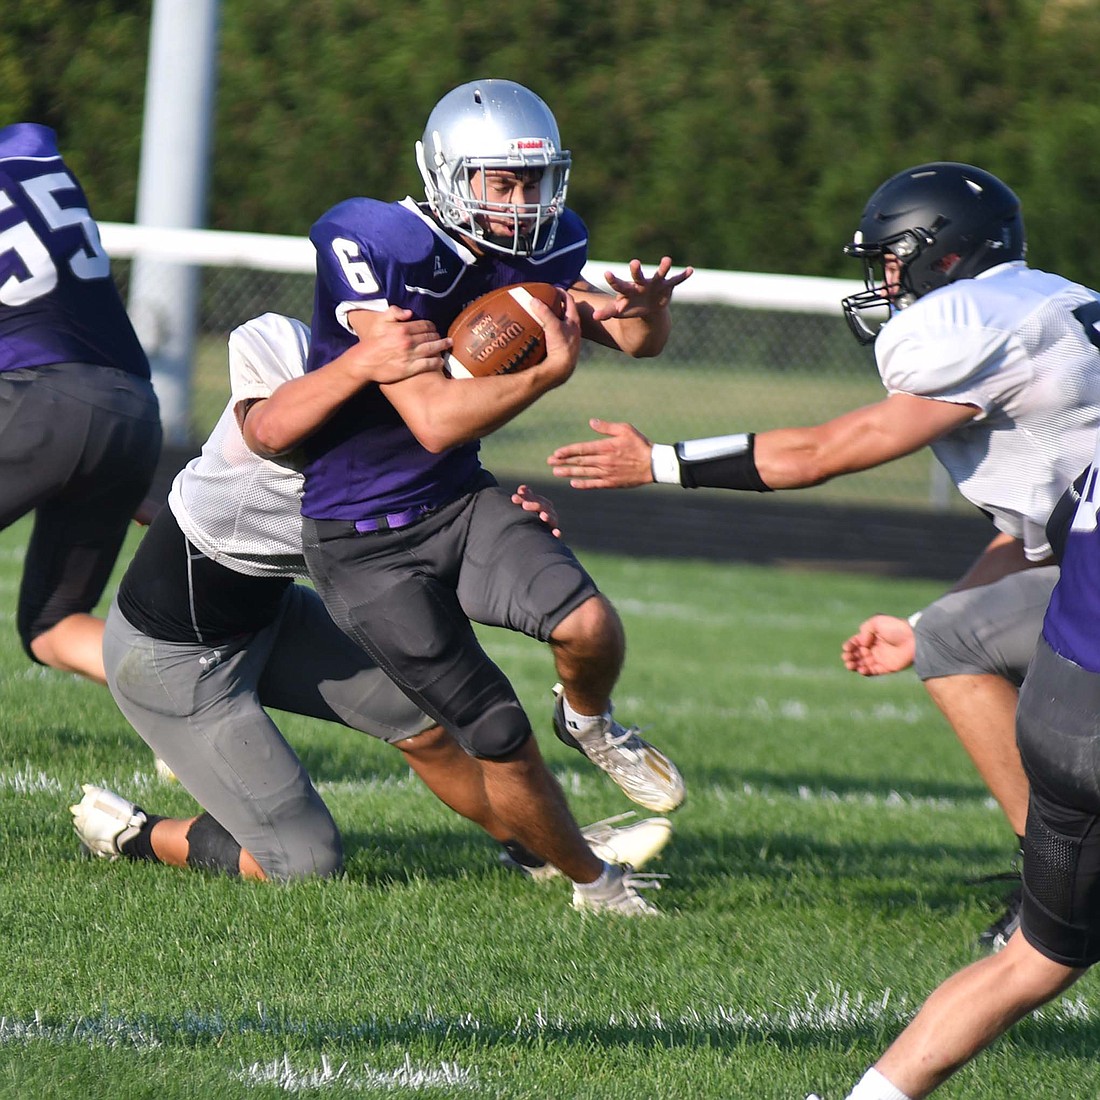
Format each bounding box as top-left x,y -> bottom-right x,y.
2,516 -> 1097,1099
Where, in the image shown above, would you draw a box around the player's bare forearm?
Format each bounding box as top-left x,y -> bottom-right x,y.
385,295 -> 581,453
548,419 -> 655,489
571,257 -> 693,358
241,360 -> 372,457
245,307 -> 452,458
949,532 -> 1051,593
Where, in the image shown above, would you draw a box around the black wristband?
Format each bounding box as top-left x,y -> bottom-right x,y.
675,433 -> 772,492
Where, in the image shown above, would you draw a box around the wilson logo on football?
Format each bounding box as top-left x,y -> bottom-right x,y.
444,283 -> 562,379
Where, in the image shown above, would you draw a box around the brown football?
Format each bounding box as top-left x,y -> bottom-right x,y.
444,282 -> 564,379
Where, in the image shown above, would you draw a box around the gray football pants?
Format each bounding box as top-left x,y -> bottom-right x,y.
913,566 -> 1059,685
0,363 -> 160,655
103,586 -> 433,880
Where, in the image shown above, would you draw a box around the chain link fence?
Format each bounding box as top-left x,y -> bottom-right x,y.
103,224 -> 964,515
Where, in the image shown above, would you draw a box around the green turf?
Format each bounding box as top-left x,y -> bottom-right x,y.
0,517 -> 1095,1099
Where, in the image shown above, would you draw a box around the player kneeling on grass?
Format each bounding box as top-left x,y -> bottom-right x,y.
72,313 -> 670,916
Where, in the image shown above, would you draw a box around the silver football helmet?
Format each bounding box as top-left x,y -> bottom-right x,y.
415,79 -> 571,257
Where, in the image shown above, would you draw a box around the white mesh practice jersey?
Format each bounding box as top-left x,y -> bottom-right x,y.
167,313 -> 311,578
875,261 -> 1100,559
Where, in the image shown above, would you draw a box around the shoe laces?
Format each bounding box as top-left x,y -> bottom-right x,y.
581,811 -> 638,844
618,864 -> 668,893
603,720 -> 652,750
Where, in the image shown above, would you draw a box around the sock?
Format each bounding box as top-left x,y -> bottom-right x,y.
501,839 -> 546,869
561,695 -> 611,737
573,861 -> 614,893
119,813 -> 165,862
845,1067 -> 913,1100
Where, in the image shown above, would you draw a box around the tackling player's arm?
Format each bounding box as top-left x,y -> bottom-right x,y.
569,257 -> 693,358
240,307 -> 450,457
378,293 -> 582,453
547,392 -> 980,490
950,530 -> 1052,591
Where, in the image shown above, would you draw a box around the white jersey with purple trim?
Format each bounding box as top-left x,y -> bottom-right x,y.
300,196 -> 588,521
168,313 -> 311,579
875,261 -> 1100,560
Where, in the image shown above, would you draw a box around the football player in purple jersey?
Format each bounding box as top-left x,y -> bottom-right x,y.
0,123 -> 161,683
273,79 -> 693,914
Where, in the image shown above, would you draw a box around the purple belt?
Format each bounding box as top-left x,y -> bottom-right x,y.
353,502 -> 440,533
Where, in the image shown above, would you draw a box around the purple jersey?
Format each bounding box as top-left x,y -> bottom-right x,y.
301,197 -> 587,521
1044,465 -> 1100,672
0,124 -> 149,378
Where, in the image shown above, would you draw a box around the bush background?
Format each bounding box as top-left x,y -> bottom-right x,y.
4,0 -> 1100,282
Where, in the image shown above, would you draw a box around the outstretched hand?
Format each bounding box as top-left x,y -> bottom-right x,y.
588,257 -> 694,322
548,418 -> 655,489
512,483 -> 562,537
841,614 -> 916,676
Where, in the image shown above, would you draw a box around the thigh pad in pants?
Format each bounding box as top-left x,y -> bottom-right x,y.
913,567 -> 1058,684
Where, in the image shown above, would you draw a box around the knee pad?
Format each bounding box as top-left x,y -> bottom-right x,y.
459,699 -> 533,760
186,813 -> 242,877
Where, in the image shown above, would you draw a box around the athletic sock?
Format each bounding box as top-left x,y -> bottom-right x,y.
573,861 -> 614,893
119,813 -> 165,862
560,695 -> 611,737
845,1067 -> 913,1100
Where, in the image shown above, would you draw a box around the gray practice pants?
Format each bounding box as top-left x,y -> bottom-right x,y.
913,566 -> 1060,686
103,586 -> 433,880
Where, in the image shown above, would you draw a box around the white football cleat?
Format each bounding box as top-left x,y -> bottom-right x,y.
499,812 -> 672,881
572,862 -> 666,917
552,684 -> 686,813
70,784 -> 147,859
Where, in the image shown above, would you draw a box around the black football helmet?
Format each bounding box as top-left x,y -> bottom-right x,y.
841,162 -> 1026,343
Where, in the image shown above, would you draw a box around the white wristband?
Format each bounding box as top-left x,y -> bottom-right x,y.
907,610 -> 923,628
650,443 -> 683,485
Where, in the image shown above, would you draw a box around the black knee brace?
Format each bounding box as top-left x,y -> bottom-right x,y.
185,813 -> 242,876
460,700 -> 533,759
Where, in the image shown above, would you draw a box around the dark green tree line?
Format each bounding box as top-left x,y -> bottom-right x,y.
3,0 -> 1100,281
